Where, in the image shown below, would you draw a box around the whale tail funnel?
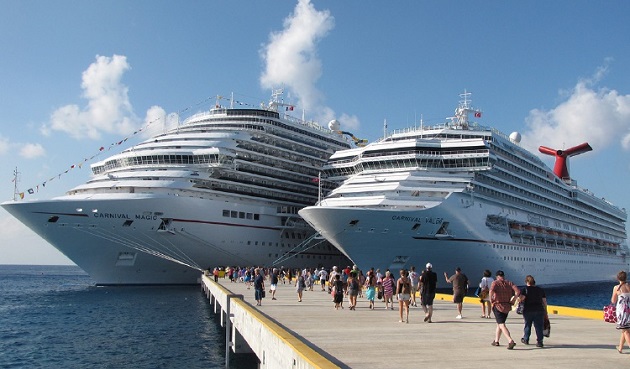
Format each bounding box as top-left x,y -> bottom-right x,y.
538,143 -> 592,182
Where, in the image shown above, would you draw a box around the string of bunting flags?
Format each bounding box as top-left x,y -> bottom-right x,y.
14,93 -> 271,200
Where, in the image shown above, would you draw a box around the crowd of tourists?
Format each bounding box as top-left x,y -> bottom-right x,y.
210,264 -> 630,354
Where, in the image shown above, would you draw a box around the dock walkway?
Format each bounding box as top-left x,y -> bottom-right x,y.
203,275 -> 626,368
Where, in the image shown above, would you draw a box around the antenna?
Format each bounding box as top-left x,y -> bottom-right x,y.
383,119 -> 387,139
13,167 -> 20,201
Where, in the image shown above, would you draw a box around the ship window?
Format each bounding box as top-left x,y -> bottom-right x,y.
349,219 -> 359,226
246,213 -> 253,219
48,216 -> 59,223
411,223 -> 421,231
239,212 -> 245,219
123,220 -> 133,227
223,210 -> 229,217
231,211 -> 237,218
254,214 -> 260,220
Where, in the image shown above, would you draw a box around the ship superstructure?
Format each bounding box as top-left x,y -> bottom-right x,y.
299,92 -> 628,286
3,92 -> 352,284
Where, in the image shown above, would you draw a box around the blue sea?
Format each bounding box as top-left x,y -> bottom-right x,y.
0,265 -> 614,368
0,265 -> 257,369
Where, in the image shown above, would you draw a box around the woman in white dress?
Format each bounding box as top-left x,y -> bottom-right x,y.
611,270 -> 630,353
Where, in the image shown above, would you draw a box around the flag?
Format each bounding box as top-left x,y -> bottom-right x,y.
286,106 -> 294,111
311,177 -> 320,183
19,192 -> 24,199
27,188 -> 34,194
474,112 -> 482,118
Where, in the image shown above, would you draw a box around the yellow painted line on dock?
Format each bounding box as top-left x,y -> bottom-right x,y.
433,293 -> 604,320
235,301 -> 340,369
205,276 -> 339,369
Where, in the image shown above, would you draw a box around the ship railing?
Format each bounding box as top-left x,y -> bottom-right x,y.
271,232 -> 329,266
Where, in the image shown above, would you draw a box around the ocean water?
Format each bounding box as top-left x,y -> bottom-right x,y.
0,265 -> 615,368
0,265 -> 257,369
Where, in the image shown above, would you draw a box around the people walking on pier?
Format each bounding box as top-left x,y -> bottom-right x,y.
382,271 -> 396,310
489,270 -> 520,349
270,268 -> 279,300
396,269 -> 412,323
365,270 -> 377,310
409,266 -> 419,307
358,270 -> 365,298
332,274 -> 345,309
611,270 -> 630,353
318,267 -> 328,291
519,275 -> 547,347
295,270 -> 306,302
304,269 -> 313,291
444,267 -> 469,319
254,268 -> 265,306
329,266 -> 340,298
244,268 -> 252,289
346,271 -> 359,310
478,270 -> 494,318
419,263 -> 437,322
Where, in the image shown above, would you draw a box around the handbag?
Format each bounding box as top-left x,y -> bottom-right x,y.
543,315 -> 551,337
478,289 -> 489,300
261,290 -> 266,299
515,301 -> 524,315
604,303 -> 617,323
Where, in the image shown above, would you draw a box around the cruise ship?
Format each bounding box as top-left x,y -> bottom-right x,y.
299,92 -> 629,286
3,92 -> 353,285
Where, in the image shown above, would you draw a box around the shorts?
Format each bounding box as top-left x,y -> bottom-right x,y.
493,306 -> 509,324
270,284 -> 277,291
255,289 -> 264,300
453,291 -> 465,303
398,293 -> 411,301
421,292 -> 435,306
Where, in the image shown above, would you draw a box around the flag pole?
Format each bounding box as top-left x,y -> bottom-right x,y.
317,172 -> 322,205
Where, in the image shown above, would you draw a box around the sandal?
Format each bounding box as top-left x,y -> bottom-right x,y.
491,341 -> 500,346
507,341 -> 516,350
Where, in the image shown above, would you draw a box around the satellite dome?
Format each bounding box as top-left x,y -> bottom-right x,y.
328,119 -> 340,131
509,132 -> 521,143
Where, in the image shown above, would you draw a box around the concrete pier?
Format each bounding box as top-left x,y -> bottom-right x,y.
202,275 -> 627,368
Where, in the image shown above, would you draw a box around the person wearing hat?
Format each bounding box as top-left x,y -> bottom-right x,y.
444,267 -> 469,319
489,270 -> 521,349
419,263 -> 438,322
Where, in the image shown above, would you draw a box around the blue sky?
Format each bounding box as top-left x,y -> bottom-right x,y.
1,0 -> 630,264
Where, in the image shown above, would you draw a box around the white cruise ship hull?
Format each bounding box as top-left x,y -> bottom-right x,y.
300,193 -> 630,287
4,193 -> 347,285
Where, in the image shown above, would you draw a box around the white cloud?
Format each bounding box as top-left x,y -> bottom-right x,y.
140,106 -> 180,139
0,135 -> 9,155
260,0 -> 360,132
19,143 -> 46,158
43,55 -> 138,140
521,63 -> 630,154
260,0 -> 333,112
